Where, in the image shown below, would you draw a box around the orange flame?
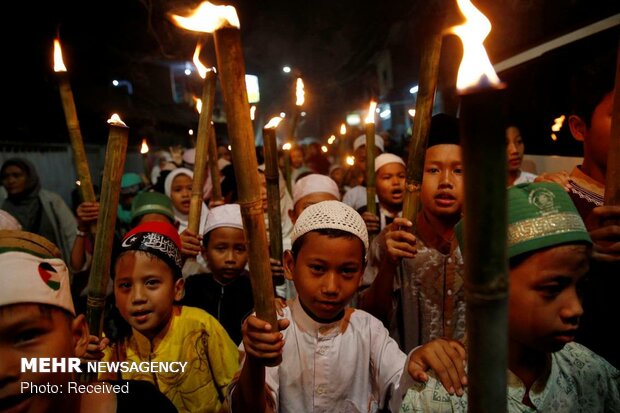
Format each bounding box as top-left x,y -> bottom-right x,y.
346,156 -> 355,166
264,116 -> 283,129
282,142 -> 292,151
140,138 -> 149,154
192,43 -> 215,79
321,145 -> 328,153
551,115 -> 565,132
328,135 -> 336,144
107,113 -> 127,127
295,78 -> 305,106
53,39 -> 67,72
340,123 -> 347,135
170,1 -> 240,32
193,96 -> 203,114
365,101 -> 377,124
448,0 -> 501,91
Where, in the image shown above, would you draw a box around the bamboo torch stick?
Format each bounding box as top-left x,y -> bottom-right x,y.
282,142 -> 292,195
53,39 -> 97,233
604,41 -> 620,216
263,117 -> 285,285
401,15 -> 444,233
364,101 -> 378,237
208,124 -> 223,203
85,114 -> 128,368
140,138 -> 151,185
449,1 -> 508,411
188,43 -> 217,235
171,3 -> 278,335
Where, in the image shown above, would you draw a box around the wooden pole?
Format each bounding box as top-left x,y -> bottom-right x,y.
263,120 -> 285,286
84,115 -> 128,380
365,122 -> 377,217
460,87 -> 508,413
208,124 -> 223,203
604,41 -> 620,211
214,27 -> 278,337
56,72 -> 97,232
401,15 -> 444,233
188,70 -> 217,234
283,146 -> 292,195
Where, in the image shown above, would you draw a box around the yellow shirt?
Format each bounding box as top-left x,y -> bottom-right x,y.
102,306 -> 240,413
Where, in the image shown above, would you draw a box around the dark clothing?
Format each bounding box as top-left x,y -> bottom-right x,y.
182,271 -> 254,344
109,380 -> 178,413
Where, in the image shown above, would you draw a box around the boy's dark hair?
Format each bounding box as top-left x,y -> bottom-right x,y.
570,50 -> 616,127
202,231 -> 211,248
291,228 -> 366,263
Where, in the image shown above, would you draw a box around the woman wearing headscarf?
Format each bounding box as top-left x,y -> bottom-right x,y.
0,158 -> 76,261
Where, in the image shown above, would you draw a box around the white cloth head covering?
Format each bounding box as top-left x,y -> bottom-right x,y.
292,174 -> 341,205
164,168 -> 209,234
353,134 -> 384,152
291,200 -> 368,250
0,210 -> 22,230
374,153 -> 405,172
0,251 -> 75,315
204,204 -> 244,234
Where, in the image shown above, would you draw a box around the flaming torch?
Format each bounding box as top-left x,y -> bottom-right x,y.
188,43 -> 219,234
364,101 -> 378,224
288,78 -> 305,140
402,7 -> 445,232
53,38 -> 96,230
84,114 -> 129,381
263,117 -> 285,285
339,123 -> 347,165
449,1 -> 508,411
140,138 -> 151,183
282,142 -> 292,195
171,2 -> 278,343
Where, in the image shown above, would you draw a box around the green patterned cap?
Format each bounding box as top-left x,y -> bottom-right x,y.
456,182 -> 591,259
131,191 -> 175,223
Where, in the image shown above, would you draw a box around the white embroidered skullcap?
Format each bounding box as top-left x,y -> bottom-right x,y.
293,174 -> 341,205
374,153 -> 405,173
291,200 -> 368,250
0,251 -> 75,315
0,210 -> 21,230
203,204 -> 244,234
353,134 -> 384,152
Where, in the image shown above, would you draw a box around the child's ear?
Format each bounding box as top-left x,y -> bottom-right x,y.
568,115 -> 587,142
174,277 -> 185,301
283,250 -> 295,281
71,314 -> 90,358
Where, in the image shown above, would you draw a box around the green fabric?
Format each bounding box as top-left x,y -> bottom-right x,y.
456,182 -> 591,259
130,191 -> 175,223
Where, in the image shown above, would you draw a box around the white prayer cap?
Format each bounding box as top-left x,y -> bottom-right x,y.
374,153 -> 405,173
293,174 -> 340,205
291,200 -> 368,251
0,210 -> 21,230
183,148 -> 196,165
353,134 -> 384,152
0,251 -> 75,315
203,204 -> 244,235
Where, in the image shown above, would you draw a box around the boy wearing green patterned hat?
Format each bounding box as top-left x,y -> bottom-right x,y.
395,182 -> 620,412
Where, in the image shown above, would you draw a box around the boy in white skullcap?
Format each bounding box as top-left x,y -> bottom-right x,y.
0,231 -> 177,413
342,134 -> 385,210
182,204 -> 254,344
229,201 -> 461,413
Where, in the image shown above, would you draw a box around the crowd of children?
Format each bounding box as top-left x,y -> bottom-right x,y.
1,43 -> 618,413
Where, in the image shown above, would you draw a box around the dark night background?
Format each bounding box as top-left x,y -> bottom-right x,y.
3,0 -> 619,157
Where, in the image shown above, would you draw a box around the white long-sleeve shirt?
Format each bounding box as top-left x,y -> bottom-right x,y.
233,297 -> 408,413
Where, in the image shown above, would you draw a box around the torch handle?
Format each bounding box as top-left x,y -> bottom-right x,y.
207,125 -> 223,203
263,128 -> 284,274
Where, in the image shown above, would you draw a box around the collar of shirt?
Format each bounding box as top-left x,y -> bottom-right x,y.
569,166 -> 604,198
506,354 -> 553,410
290,297 -> 354,337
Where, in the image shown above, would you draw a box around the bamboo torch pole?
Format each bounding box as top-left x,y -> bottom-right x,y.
83,114 -> 128,381
188,43 -> 217,234
171,4 -> 277,334
263,117 -> 285,285
401,17 -> 444,233
282,143 -> 292,195
53,39 -> 97,233
208,124 -> 223,202
604,41 -> 620,217
449,2 -> 508,412
364,101 -> 378,239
